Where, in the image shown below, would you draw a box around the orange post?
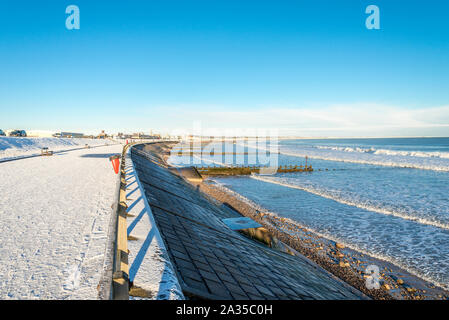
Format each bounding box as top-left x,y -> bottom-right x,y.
109,155 -> 120,174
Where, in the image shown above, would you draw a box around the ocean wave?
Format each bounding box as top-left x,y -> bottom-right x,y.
237,143 -> 449,171
316,145 -> 376,153
276,215 -> 449,291
315,145 -> 449,159
212,179 -> 449,291
250,175 -> 449,230
280,150 -> 449,172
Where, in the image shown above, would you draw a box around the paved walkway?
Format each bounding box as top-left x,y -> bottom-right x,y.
132,145 -> 366,300
0,144 -> 122,299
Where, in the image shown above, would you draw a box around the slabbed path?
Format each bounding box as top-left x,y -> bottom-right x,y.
132,144 -> 366,300
0,144 -> 123,299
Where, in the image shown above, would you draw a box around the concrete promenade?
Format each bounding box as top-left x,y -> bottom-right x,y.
0,144 -> 122,299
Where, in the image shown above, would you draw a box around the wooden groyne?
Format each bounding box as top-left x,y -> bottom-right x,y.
196,164 -> 313,176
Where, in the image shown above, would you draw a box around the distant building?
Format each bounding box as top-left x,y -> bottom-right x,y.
97,130 -> 107,139
131,132 -> 160,139
53,132 -> 84,138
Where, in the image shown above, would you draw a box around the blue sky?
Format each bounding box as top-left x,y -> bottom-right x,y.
0,0 -> 448,137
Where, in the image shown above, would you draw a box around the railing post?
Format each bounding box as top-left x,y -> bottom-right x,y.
112,144 -> 131,300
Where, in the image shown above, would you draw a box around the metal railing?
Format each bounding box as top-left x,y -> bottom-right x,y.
111,143 -> 133,300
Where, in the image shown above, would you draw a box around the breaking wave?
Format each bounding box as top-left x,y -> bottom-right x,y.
212,178 -> 449,291
315,145 -> 449,159
280,150 -> 449,172
250,175 -> 449,230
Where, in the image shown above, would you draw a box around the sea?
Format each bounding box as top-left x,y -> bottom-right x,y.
168,137 -> 449,290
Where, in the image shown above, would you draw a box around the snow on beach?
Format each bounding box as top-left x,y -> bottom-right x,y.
0,137 -> 113,161
0,143 -> 123,299
124,150 -> 184,300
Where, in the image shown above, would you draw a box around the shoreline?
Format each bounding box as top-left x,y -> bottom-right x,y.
195,178 -> 449,300
161,143 -> 449,300
141,142 -> 367,300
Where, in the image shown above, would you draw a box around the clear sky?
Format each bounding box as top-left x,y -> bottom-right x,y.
0,0 -> 448,137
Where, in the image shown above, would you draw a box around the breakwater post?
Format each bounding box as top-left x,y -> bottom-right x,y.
195,164 -> 313,176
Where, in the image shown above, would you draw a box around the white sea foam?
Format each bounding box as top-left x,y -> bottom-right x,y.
316,145 -> 449,159
250,175 -> 449,230
212,178 -> 449,291
241,141 -> 449,171
280,150 -> 449,172
168,139 -> 449,290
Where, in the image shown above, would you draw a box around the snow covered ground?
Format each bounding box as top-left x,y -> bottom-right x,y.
0,144 -> 123,299
0,137 -> 115,161
124,150 -> 184,300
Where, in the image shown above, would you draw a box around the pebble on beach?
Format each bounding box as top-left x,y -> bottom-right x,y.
336,243 -> 345,249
